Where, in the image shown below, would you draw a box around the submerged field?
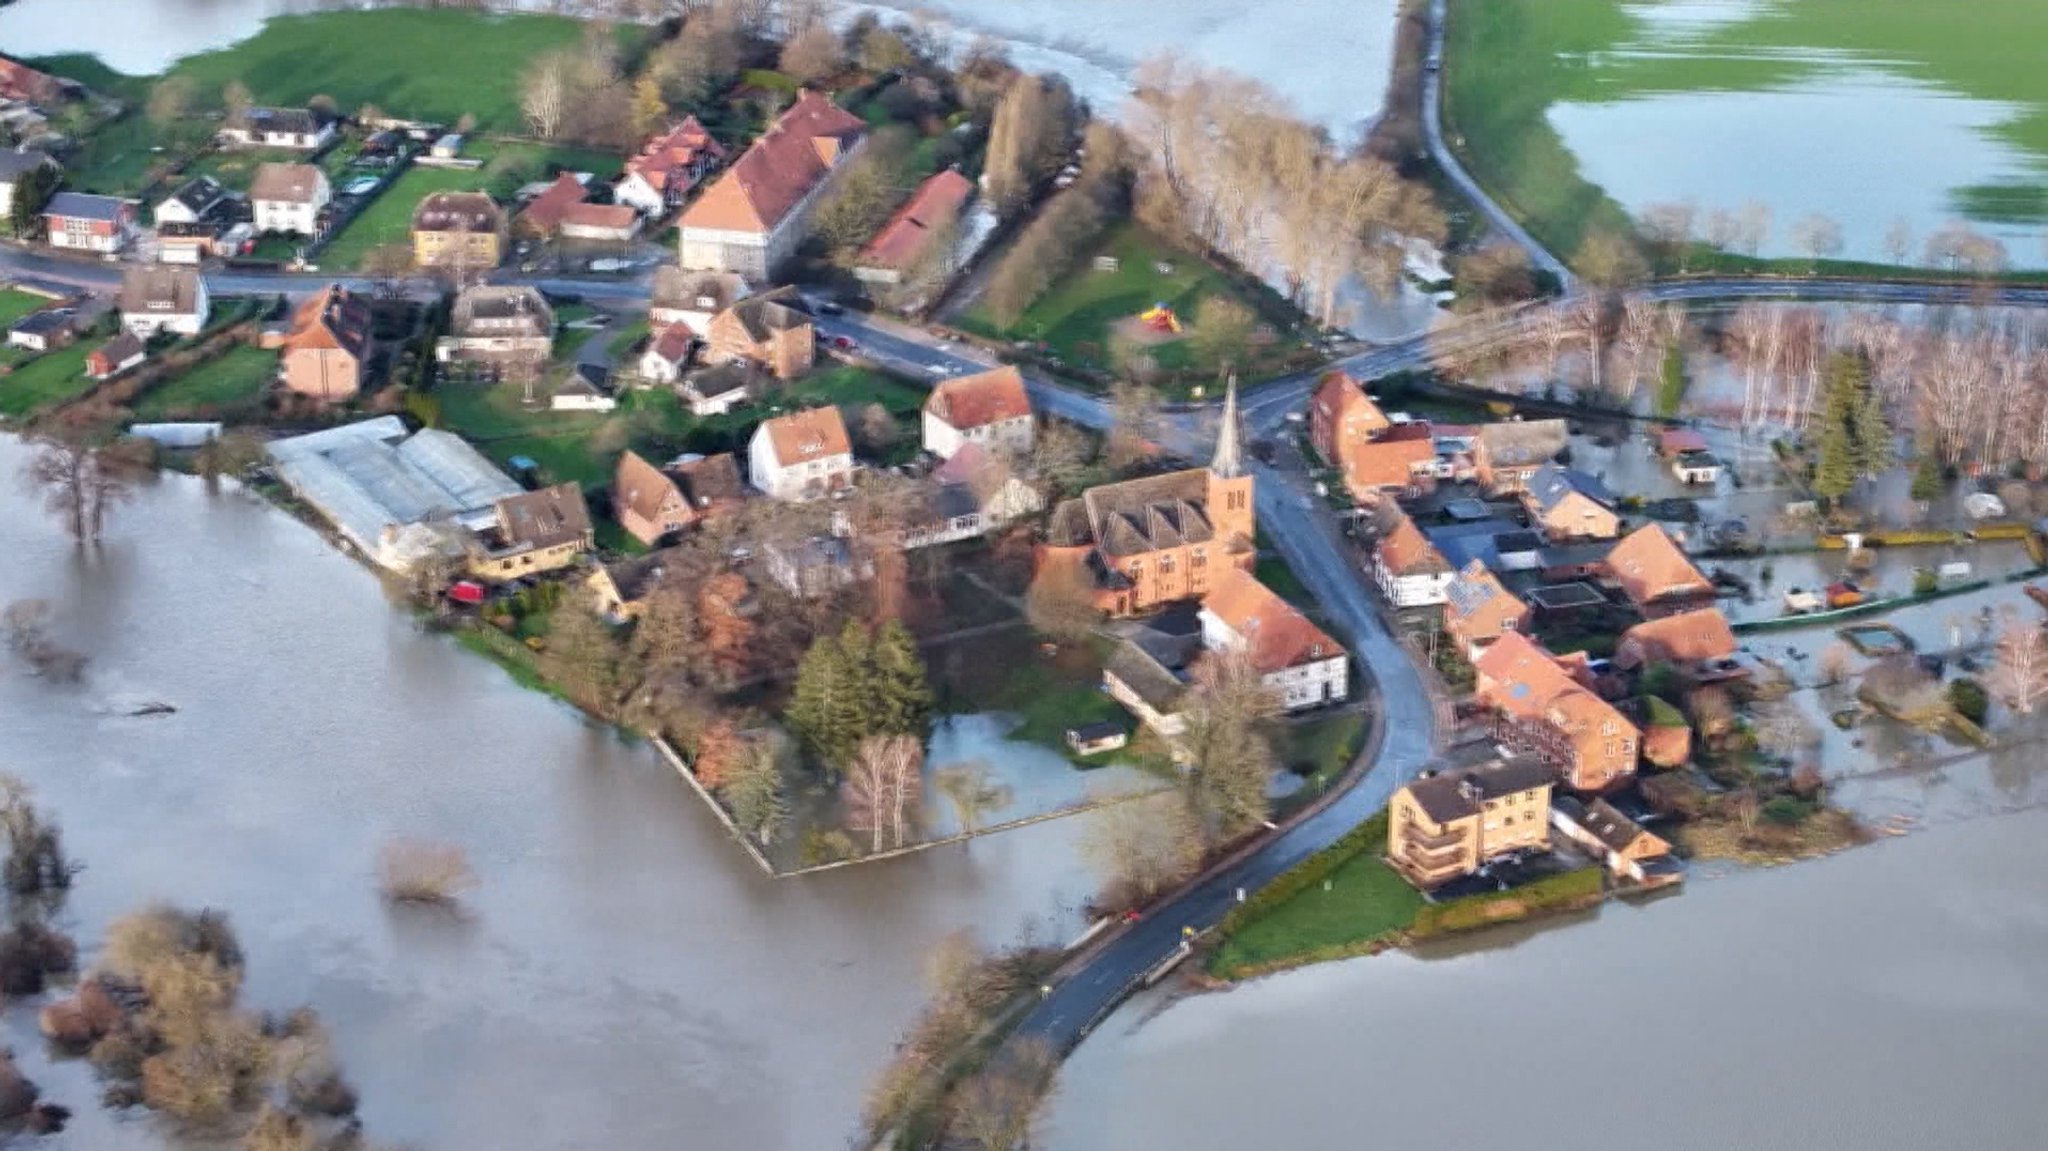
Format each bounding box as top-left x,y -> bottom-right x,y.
1444,0 -> 2048,269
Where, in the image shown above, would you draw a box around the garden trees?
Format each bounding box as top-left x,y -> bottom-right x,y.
1909,447 -> 1945,505
952,1037 -> 1058,1151
630,73 -> 667,139
1573,227 -> 1650,290
1080,790 -> 1202,908
1189,296 -> 1255,386
718,730 -> 790,846
843,734 -> 922,852
1810,352 -> 1888,505
1790,213 -> 1844,268
1992,613 -> 2048,715
1639,200 -> 1697,270
810,127 -> 915,258
22,424 -> 151,546
540,593 -> 632,716
1025,419 -> 1098,500
1024,557 -> 1101,641
520,53 -> 570,138
787,620 -> 934,773
983,73 -> 1079,219
780,19 -> 845,85
1105,378 -> 1161,472
7,162 -> 58,237
146,76 -> 197,129
1176,651 -> 1278,847
1453,241 -> 1536,308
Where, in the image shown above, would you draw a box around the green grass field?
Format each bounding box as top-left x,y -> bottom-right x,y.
959,222 -> 1303,389
0,343 -> 97,419
162,9 -> 604,133
1445,0 -> 2048,272
316,165 -> 494,269
432,364 -> 919,488
0,291 -> 51,329
134,346 -> 278,419
1207,848 -> 1424,977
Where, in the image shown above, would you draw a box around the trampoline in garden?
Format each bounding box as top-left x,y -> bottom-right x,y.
1527,582 -> 1608,612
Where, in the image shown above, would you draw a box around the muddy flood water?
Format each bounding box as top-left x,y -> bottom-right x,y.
0,436 -> 1112,1151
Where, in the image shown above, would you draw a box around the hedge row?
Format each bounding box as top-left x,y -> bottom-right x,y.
1411,866 -> 1605,939
1817,525 -> 2032,548
1215,810 -> 1391,938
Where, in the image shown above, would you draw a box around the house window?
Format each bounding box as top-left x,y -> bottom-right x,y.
1159,554 -> 1175,574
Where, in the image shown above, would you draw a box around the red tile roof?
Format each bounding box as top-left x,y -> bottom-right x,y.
1605,524 -> 1712,606
1345,436 -> 1435,492
1201,568 -> 1342,675
761,406 -> 851,466
858,168 -> 973,270
680,91 -> 865,235
925,365 -> 1031,430
623,117 -> 725,195
1617,607 -> 1737,666
1375,510 -> 1448,575
561,201 -> 637,232
517,173 -> 587,234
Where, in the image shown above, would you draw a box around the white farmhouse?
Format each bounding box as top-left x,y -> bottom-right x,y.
1199,568 -> 1348,711
119,265 -> 210,338
249,162 -> 330,237
748,406 -> 854,502
922,365 -> 1035,460
676,91 -> 865,279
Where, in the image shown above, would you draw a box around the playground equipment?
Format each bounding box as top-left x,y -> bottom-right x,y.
1137,302 -> 1183,335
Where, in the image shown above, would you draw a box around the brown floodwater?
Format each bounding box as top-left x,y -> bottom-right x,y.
1047,807 -> 2048,1151
0,437 -> 1109,1150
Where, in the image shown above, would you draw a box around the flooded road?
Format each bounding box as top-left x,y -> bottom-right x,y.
0,436 -> 1108,1151
1049,806 -> 2048,1151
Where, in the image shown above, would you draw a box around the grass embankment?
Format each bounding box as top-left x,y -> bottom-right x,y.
133,346 -> 278,420
1208,809 -> 1609,980
1443,0 -> 2048,274
956,222 -> 1306,394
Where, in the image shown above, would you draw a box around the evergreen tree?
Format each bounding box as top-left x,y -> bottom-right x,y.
1812,353 -> 1885,504
788,624 -> 872,771
1910,449 -> 1945,504
869,620 -> 933,740
8,164 -> 59,238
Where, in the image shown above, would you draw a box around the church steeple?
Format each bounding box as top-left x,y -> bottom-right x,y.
1210,374 -> 1245,478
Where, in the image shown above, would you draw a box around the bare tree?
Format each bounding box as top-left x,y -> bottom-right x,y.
1790,213 -> 1844,267
1883,217 -> 1914,266
984,74 -> 1079,219
844,734 -> 922,853
1080,790 -> 1202,907
1993,613 -> 2048,714
1703,207 -> 1742,254
22,427 -> 150,545
1738,200 -> 1773,257
935,761 -> 1008,835
1024,558 -> 1101,640
521,53 -> 570,139
1105,379 -> 1162,472
377,840 -> 476,906
1573,228 -> 1649,290
952,1037 -> 1058,1151
1177,651 -> 1278,846
1639,200 -> 1697,271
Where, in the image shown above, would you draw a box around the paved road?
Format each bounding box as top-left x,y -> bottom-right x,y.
1423,0 -> 1573,290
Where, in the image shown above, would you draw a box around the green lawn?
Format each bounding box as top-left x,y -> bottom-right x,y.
959,222 -> 1304,390
1279,712 -> 1366,788
0,342 -> 97,419
431,363 -> 921,489
1207,847 -> 1424,977
934,630 -> 1125,760
162,9 -> 607,133
134,346 -> 279,419
47,110 -> 187,196
0,291 -> 51,329
1444,0 -> 2048,272
316,165 -> 494,269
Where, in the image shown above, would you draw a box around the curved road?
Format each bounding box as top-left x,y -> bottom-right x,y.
1423,0 -> 1572,290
